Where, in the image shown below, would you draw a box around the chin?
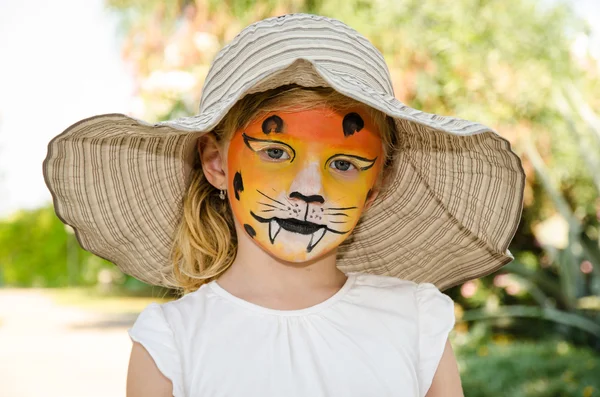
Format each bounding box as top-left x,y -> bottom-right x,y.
257,240 -> 338,264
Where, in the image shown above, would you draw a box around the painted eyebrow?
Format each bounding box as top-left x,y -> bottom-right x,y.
242,132 -> 296,162
325,153 -> 378,171
262,115 -> 284,134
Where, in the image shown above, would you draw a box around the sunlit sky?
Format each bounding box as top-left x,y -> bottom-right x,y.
0,0 -> 133,219
0,0 -> 598,219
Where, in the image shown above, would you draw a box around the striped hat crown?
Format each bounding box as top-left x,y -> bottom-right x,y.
199,14 -> 394,116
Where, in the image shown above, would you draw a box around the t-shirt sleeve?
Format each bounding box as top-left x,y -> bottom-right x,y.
415,282 -> 456,397
128,302 -> 184,397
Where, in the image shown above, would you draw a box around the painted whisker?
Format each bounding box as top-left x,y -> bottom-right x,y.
283,196 -> 295,207
258,202 -> 283,209
257,190 -> 286,206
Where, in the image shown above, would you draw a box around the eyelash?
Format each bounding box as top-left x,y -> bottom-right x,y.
329,158 -> 358,172
259,148 -> 366,173
243,134 -> 373,172
259,146 -> 292,161
243,133 -> 296,162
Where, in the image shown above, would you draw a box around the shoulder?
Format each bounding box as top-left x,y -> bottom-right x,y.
350,272 -> 454,315
130,283 -> 214,338
157,283 -> 214,327
347,272 -> 417,316
350,273 -> 457,397
353,272 -> 451,297
127,291 -> 210,397
355,273 -> 417,291
352,271 -> 418,300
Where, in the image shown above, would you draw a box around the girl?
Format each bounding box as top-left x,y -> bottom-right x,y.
43,13 -> 525,397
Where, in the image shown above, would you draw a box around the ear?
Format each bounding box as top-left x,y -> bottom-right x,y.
365,166 -> 389,211
364,186 -> 380,211
197,133 -> 227,189
365,162 -> 394,210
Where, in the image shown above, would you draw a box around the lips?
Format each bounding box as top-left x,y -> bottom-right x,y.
251,212 -> 328,253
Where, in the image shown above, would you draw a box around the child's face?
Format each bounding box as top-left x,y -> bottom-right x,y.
226,106 -> 383,262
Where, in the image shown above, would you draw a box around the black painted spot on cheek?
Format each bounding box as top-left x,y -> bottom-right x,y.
233,172 -> 244,201
262,115 -> 284,134
244,224 -> 256,238
342,112 -> 364,137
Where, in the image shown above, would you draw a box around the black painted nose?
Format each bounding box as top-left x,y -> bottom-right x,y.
289,192 -> 325,204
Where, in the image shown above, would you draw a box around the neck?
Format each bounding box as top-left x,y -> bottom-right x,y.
217,221 -> 347,296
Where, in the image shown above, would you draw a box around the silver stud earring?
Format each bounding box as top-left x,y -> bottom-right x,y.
219,189 -> 226,200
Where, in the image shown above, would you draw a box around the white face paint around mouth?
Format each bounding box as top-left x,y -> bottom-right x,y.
268,217 -> 328,253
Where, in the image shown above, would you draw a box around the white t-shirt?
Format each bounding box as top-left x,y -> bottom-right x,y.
128,271 -> 455,397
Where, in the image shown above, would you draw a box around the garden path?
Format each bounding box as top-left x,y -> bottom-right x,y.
0,288 -> 137,397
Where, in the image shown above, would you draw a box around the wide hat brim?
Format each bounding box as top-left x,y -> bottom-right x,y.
43,14 -> 525,291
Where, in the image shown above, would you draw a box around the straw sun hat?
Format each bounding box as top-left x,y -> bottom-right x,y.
43,13 -> 525,291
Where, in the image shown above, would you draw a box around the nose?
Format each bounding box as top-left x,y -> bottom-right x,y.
288,161 -> 325,205
289,192 -> 324,204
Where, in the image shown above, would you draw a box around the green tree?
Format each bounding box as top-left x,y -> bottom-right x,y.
0,205 -> 116,287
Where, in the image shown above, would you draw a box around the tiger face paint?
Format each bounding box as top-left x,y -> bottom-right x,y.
226,106 -> 383,262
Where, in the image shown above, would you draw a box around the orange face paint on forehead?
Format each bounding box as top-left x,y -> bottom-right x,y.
227,105 -> 383,262
244,107 -> 382,159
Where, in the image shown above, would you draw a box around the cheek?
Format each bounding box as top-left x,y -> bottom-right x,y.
323,163 -> 382,206
227,148 -> 289,218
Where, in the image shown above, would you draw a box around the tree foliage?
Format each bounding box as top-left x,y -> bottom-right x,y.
456,335 -> 600,396
0,206 -> 116,287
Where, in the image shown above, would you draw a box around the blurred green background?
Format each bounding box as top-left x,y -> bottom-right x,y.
1,0 -> 600,396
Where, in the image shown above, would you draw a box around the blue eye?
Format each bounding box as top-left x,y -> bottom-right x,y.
267,148 -> 283,159
331,160 -> 355,171
264,148 -> 290,160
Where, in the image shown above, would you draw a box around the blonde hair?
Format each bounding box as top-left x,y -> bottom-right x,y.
171,84 -> 398,296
